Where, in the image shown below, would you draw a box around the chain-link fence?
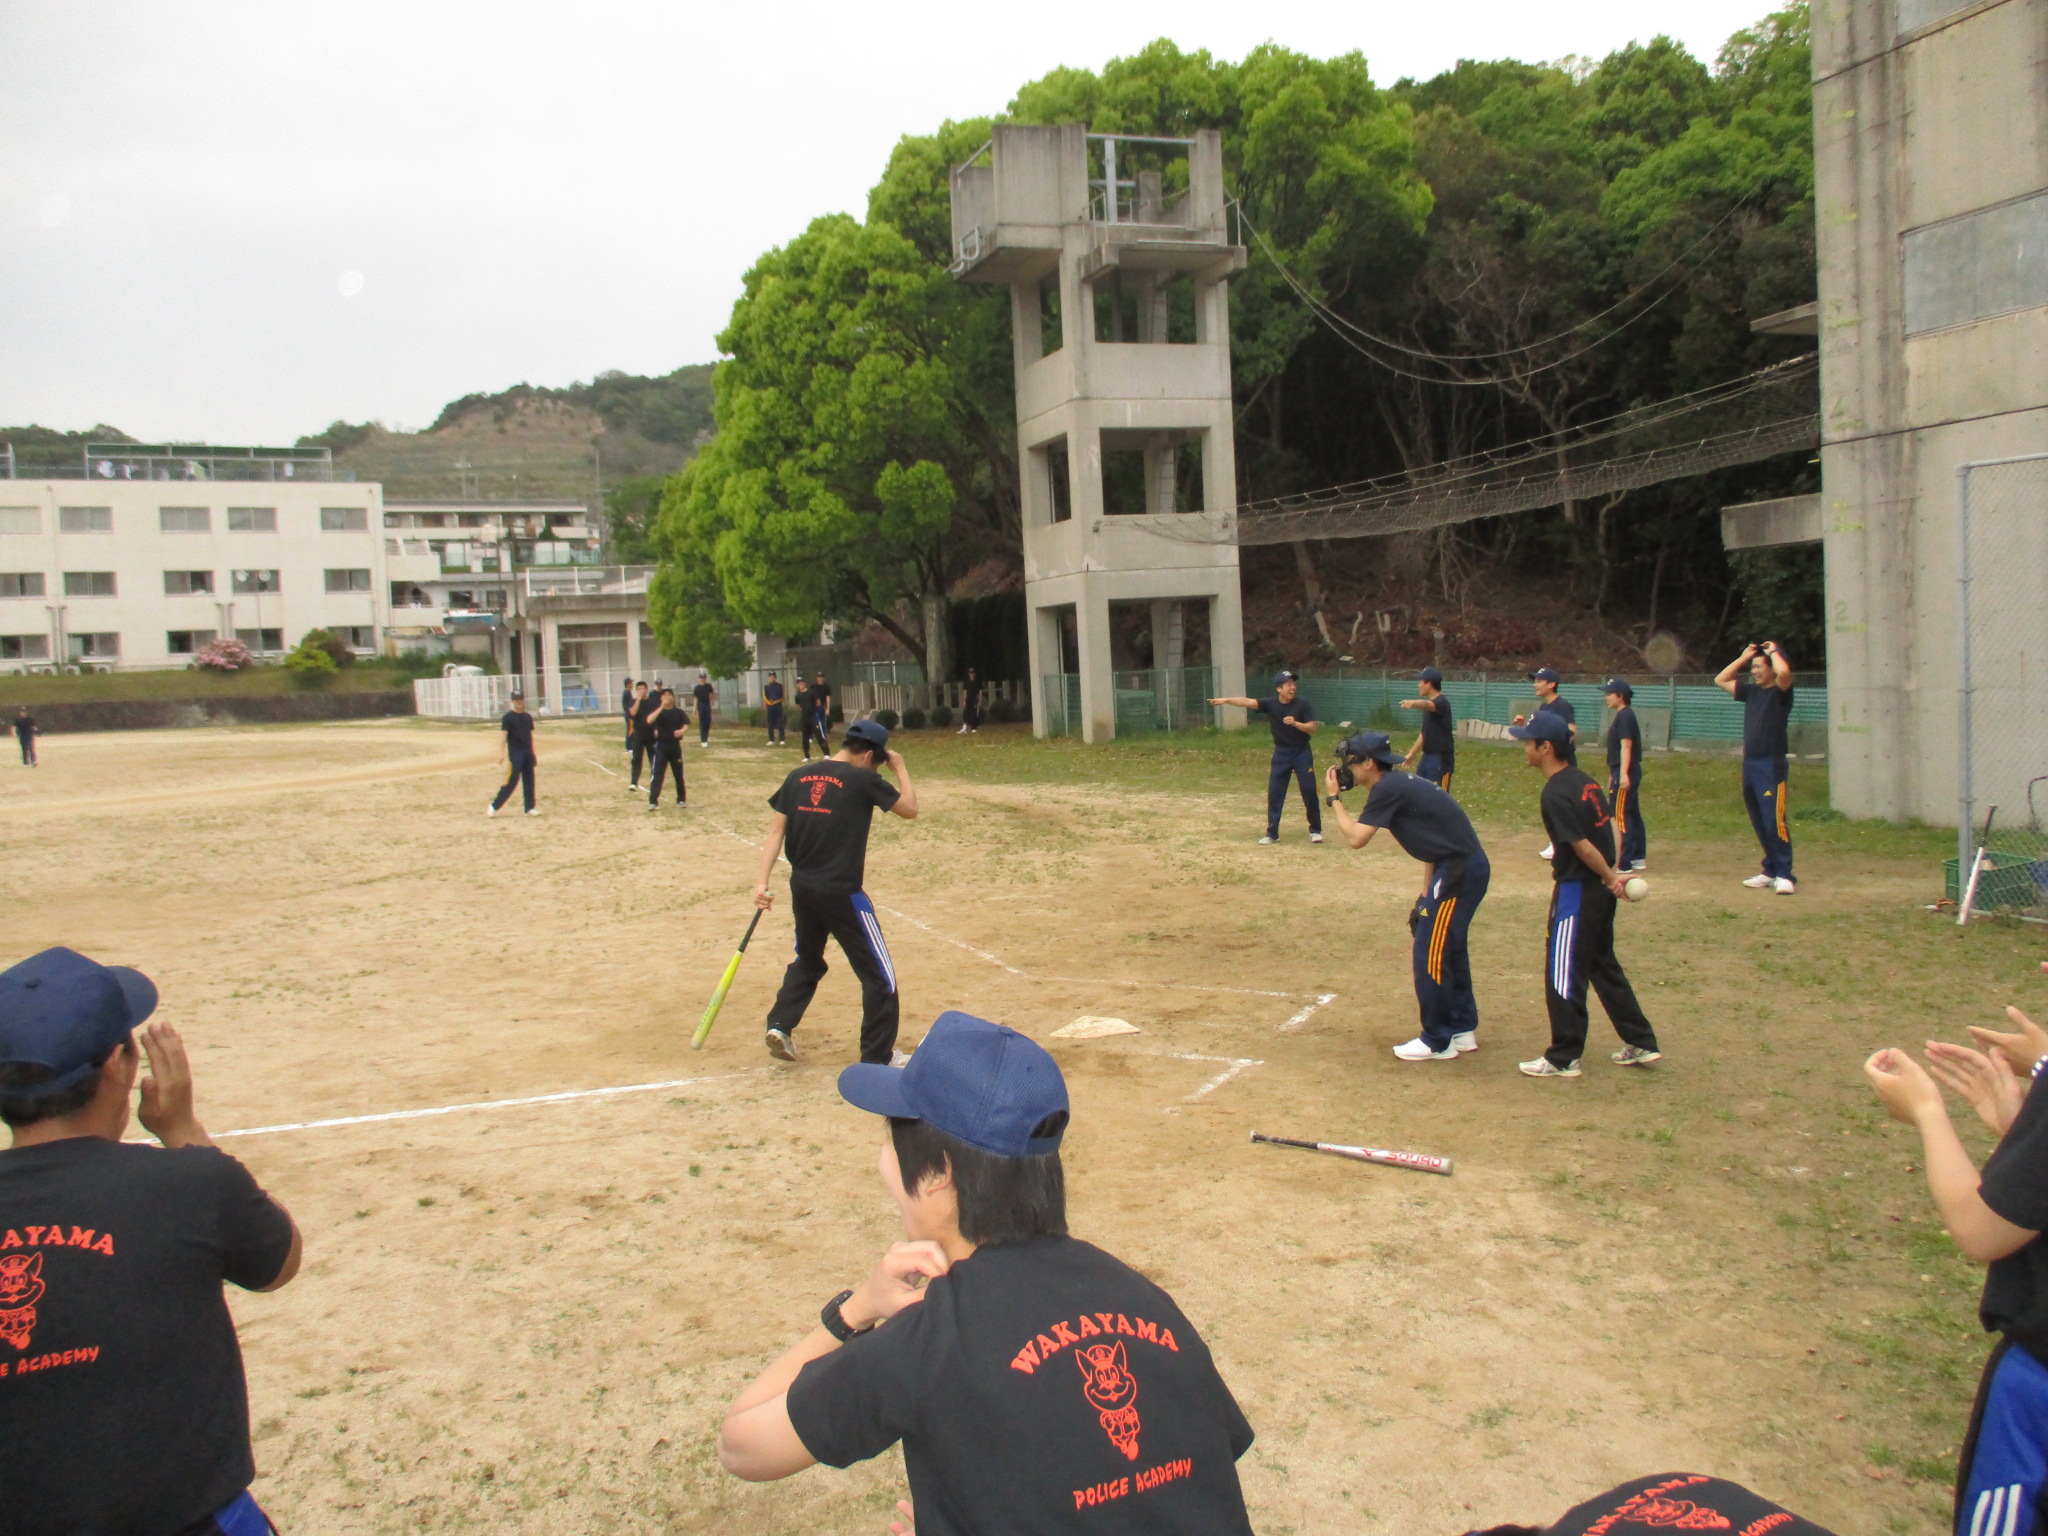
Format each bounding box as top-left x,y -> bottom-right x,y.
1955,454 -> 2048,920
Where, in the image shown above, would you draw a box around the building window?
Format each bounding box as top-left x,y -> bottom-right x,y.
164,570 -> 215,595
1034,437 -> 1073,524
1904,192 -> 2048,335
58,507 -> 113,533
320,506 -> 369,532
0,508 -> 41,535
1,634 -> 51,660
227,507 -> 277,532
167,629 -> 218,655
232,568 -> 280,595
159,506 -> 211,533
341,626 -> 374,649
459,513 -> 487,528
63,571 -> 116,597
235,627 -> 284,652
323,567 -> 372,593
0,573 -> 46,598
68,632 -> 120,659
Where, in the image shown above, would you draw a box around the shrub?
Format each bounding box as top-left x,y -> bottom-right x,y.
298,627 -> 355,668
874,708 -> 900,729
193,637 -> 256,672
284,635 -> 340,687
901,706 -> 927,730
929,704 -> 953,728
988,696 -> 1017,724
743,707 -> 764,727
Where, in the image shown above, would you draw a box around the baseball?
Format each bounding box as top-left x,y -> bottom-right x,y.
1624,876 -> 1650,902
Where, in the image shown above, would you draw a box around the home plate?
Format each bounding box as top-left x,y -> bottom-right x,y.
1052,1016 -> 1142,1040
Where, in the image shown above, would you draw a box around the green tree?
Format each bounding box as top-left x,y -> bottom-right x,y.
604,475 -> 667,565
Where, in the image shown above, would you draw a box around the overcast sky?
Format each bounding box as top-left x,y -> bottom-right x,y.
2,0 -> 1777,446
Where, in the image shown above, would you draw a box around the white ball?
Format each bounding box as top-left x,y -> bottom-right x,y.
1624,877 -> 1649,902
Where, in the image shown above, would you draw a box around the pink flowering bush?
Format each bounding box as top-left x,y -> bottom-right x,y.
193,637 -> 256,672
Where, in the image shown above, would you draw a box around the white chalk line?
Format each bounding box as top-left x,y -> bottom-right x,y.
1278,993 -> 1340,1033
586,758 -> 621,778
205,1070 -> 760,1140
1160,1050 -> 1264,1104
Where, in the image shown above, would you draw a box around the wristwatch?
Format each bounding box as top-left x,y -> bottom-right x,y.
1324,794 -> 1339,807
821,1288 -> 872,1341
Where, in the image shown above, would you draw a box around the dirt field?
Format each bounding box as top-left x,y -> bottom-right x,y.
4,718 -> 2040,1535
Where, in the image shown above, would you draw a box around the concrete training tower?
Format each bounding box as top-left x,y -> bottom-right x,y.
949,124 -> 1249,741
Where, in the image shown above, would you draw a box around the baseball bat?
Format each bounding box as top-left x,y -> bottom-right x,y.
1251,1131 -> 1453,1176
1958,804 -> 1999,927
692,908 -> 765,1050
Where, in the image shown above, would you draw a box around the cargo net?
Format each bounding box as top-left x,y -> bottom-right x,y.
1956,454 -> 2048,922
1136,356 -> 1819,548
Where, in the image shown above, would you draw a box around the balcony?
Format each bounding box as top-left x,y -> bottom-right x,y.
520,565 -> 651,599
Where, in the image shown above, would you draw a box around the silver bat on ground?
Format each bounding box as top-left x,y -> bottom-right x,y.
1250,1131 -> 1453,1176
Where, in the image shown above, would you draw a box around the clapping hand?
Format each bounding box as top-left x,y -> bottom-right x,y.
1864,1047 -> 1945,1126
1967,1005 -> 2048,1077
888,1499 -> 915,1536
1925,1041 -> 2026,1135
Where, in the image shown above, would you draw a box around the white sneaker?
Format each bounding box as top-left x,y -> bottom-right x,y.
1519,1056 -> 1581,1078
957,725 -> 968,734
645,803 -> 659,813
1773,877 -> 1797,895
1258,835 -> 1279,845
890,1049 -> 912,1067
485,804 -> 497,817
1742,873 -> 1775,889
1450,1031 -> 1478,1053
1310,832 -> 1324,844
1612,1045 -> 1662,1066
766,1029 -> 801,1062
1392,1037 -> 1459,1061
1537,843 -> 1554,860
525,808 -> 541,816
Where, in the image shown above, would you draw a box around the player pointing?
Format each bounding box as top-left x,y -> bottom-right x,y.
1398,666 -> 1456,791
1324,731 -> 1491,1061
1210,670 -> 1323,845
754,719 -> 917,1065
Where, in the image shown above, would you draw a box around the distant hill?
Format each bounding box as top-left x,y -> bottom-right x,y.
300,365 -> 715,500
1,424 -> 139,472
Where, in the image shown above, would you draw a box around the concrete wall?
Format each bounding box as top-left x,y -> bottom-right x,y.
1814,0 -> 2048,823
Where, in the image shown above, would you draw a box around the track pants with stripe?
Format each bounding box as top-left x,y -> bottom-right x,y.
1543,878 -> 1658,1068
1742,754 -> 1794,880
1958,1340 -> 2048,1536
1413,854 -> 1488,1049
1417,753 -> 1454,793
1266,747 -> 1322,837
1610,770 -> 1646,869
767,887 -> 899,1062
803,712 -> 830,760
491,748 -> 536,812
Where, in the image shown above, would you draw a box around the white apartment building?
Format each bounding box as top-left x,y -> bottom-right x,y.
0,444 -> 384,668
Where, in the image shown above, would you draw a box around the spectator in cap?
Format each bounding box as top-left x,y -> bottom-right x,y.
1602,679 -> 1646,873
1513,667 -> 1576,858
764,670 -> 788,745
0,946 -> 302,1536
1209,670 -> 1323,845
1326,731 -> 1492,1061
1507,712 -> 1661,1078
755,716 -> 918,1064
1398,667 -> 1457,792
621,676 -> 637,753
13,706 -> 36,768
716,1011 -> 1257,1534
487,687 -> 539,817
693,670 -> 717,746
1714,641 -> 1797,894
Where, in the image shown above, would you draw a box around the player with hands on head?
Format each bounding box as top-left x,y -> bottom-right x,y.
1324,731 -> 1491,1062
1508,710 -> 1662,1078
1865,985 -> 2048,1536
754,719 -> 917,1065
1715,640 -> 1797,893
0,947 -> 302,1536
1512,666 -> 1575,858
1398,667 -> 1456,792
715,1010 -> 1258,1536
1209,669 -> 1323,845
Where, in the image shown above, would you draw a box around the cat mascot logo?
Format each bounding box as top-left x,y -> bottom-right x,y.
0,1252 -> 46,1351
1628,1497 -> 1730,1529
810,778 -> 829,808
1075,1341 -> 1141,1461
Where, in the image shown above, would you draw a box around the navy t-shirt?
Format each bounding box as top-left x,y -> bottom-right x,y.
501,710 -> 536,753
1539,767 -> 1617,881
786,1237 -> 1255,1536
1606,706 -> 1642,777
1734,678 -> 1794,759
1253,696 -> 1315,753
1359,771 -> 1484,865
1418,696 -> 1455,759
1536,695 -> 1577,765
693,682 -> 714,716
765,681 -> 785,706
769,760 -> 900,895
1978,1068 -> 2048,1361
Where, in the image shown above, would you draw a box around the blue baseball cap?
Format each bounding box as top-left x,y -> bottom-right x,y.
1273,669 -> 1299,689
1603,677 -> 1633,699
838,1011 -> 1069,1157
0,947 -> 158,1094
1529,666 -> 1561,684
1341,730 -> 1401,765
844,717 -> 889,751
1509,711 -> 1571,746
1417,666 -> 1443,686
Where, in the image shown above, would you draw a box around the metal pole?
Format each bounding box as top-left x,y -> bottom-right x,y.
1103,137 -> 1118,223
1957,462 -> 1974,877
